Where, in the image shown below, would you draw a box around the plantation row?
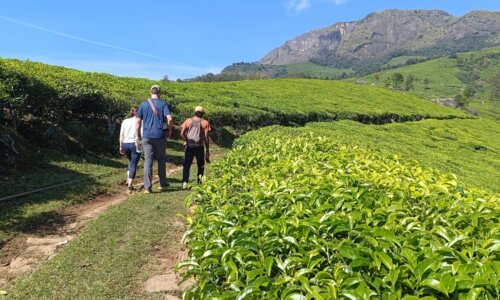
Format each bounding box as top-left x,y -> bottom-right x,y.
180,131 -> 500,299
246,119 -> 500,193
0,58 -> 467,132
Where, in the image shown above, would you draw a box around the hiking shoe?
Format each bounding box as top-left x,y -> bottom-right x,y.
127,186 -> 136,194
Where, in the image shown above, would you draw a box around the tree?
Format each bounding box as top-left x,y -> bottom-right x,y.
391,73 -> 404,89
384,76 -> 392,88
455,93 -> 470,107
374,74 -> 380,82
161,74 -> 170,82
423,78 -> 431,89
463,85 -> 477,99
404,74 -> 415,91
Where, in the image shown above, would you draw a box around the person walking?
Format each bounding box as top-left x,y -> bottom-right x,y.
119,107 -> 140,194
135,85 -> 173,193
180,106 -> 211,189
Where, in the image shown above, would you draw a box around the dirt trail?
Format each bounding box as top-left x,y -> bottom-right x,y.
0,165 -> 183,291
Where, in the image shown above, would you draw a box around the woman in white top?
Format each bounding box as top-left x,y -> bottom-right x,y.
119,107 -> 140,192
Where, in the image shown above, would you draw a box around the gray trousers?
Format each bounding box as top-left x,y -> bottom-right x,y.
142,138 -> 168,190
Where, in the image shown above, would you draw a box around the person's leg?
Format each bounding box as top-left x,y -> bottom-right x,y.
123,143 -> 133,186
182,146 -> 195,183
194,147 -> 205,184
128,144 -> 140,185
154,138 -> 168,187
142,138 -> 154,192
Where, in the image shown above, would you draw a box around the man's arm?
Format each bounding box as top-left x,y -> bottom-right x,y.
180,120 -> 188,144
166,115 -> 173,139
203,121 -> 210,156
135,117 -> 142,140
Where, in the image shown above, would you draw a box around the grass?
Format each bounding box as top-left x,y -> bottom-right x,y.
382,55 -> 427,68
238,118 -> 500,193
358,57 -> 464,99
5,146 -> 226,299
285,62 -> 353,78
350,47 -> 500,119
0,138 -> 199,246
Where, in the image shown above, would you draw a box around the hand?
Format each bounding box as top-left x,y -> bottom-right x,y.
205,151 -> 210,163
119,146 -> 124,155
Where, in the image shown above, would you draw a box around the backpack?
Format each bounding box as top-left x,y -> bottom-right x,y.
186,118 -> 203,147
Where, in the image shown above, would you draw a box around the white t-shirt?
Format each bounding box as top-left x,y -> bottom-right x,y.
120,117 -> 137,144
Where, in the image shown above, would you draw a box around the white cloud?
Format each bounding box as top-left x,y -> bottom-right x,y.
332,0 -> 348,5
286,0 -> 348,14
287,0 -> 311,13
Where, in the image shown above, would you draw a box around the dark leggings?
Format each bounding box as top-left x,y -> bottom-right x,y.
182,146 -> 205,183
123,143 -> 140,179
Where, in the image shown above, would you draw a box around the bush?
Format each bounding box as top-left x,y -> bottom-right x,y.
180,134 -> 499,299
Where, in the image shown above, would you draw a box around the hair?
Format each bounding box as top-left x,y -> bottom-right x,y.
195,111 -> 204,118
128,107 -> 137,118
151,87 -> 161,95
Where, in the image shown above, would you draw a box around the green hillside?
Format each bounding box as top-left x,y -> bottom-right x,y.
284,63 -> 353,79
1,58 -> 467,132
351,48 -> 500,119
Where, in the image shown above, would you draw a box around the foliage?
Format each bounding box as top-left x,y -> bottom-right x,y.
391,73 -> 404,89
0,58 -> 467,133
180,133 -> 500,299
404,75 -> 415,91
351,47 -> 500,118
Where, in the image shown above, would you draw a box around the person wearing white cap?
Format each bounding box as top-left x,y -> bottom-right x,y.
180,106 -> 211,189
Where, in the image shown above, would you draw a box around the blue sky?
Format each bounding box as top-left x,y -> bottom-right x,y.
0,0 -> 498,79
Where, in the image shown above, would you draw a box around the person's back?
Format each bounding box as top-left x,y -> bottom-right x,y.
135,85 -> 173,193
138,98 -> 169,139
119,108 -> 140,193
181,106 -> 210,189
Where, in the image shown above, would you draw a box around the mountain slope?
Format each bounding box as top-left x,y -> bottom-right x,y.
260,9 -> 500,72
350,47 -> 500,119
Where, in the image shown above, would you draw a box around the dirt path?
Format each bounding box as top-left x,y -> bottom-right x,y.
0,165 -> 183,291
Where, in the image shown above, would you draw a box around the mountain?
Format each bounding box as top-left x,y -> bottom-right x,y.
259,9 -> 500,72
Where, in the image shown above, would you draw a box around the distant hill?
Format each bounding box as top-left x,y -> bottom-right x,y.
349,47 -> 500,119
215,9 -> 499,80
261,9 -> 500,72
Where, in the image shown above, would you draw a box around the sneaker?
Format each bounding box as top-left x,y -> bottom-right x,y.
127,185 -> 136,194
158,184 -> 170,192
143,189 -> 152,194
182,182 -> 189,190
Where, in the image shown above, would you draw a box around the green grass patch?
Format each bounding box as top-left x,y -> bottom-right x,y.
382,56 -> 427,68
350,47 -> 500,119
285,63 -> 353,78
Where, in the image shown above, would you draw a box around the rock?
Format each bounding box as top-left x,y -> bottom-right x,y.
430,98 -> 460,108
258,10 -> 499,70
144,273 -> 179,293
178,277 -> 195,291
8,257 -> 34,274
26,245 -> 57,256
26,236 -> 74,246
